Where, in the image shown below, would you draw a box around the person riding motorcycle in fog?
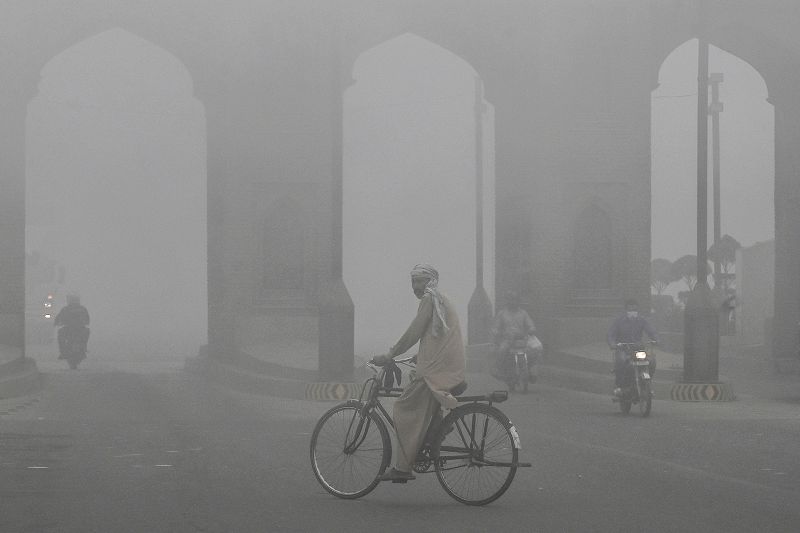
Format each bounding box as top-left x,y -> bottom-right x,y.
607,298 -> 657,397
490,290 -> 541,383
54,294 -> 90,359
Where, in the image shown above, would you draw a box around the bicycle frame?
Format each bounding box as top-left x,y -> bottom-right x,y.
310,354 -> 531,506
343,356 -> 527,467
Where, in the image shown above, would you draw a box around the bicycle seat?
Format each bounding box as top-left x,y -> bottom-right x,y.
450,381 -> 468,396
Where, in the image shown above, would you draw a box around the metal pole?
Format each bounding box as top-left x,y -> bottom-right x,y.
475,76 -> 485,288
696,38 -> 710,286
710,73 -> 724,288
317,4 -> 354,382
681,1 -> 722,385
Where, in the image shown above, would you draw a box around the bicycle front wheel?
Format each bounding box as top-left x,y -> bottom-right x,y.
310,402 -> 390,499
433,404 -> 519,506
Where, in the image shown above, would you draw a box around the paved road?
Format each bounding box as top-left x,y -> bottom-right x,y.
2,359 -> 800,532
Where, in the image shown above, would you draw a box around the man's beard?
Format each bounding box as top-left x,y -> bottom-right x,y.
414,289 -> 425,299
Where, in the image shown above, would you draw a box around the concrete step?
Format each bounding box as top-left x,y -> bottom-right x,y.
0,357 -> 43,399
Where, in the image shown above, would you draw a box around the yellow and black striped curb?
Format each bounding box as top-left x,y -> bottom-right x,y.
0,396 -> 41,416
670,382 -> 735,402
305,382 -> 361,401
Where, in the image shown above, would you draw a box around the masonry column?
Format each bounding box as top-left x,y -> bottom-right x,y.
195,76 -> 237,361
771,83 -> 800,369
468,77 -> 493,344
0,84 -> 28,361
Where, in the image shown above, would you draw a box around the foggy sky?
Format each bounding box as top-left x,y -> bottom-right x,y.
26,29 -> 207,357
343,34 -> 495,357
21,17 -> 778,358
652,39 -> 774,262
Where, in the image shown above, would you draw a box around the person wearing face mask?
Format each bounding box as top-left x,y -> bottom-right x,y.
371,264 -> 466,482
607,299 -> 658,397
490,290 -> 540,384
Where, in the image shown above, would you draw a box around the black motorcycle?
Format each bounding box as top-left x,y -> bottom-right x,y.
495,339 -> 534,393
58,326 -> 88,370
612,342 -> 655,416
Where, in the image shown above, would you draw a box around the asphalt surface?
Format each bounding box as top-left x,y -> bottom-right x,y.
2,355 -> 800,532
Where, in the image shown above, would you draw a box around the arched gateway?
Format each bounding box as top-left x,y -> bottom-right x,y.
2,1 -> 800,380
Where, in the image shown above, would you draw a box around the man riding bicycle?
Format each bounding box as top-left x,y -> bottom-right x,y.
371,264 -> 466,482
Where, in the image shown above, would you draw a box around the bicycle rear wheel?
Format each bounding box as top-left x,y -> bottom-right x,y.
310,402 -> 390,499
433,404 -> 518,506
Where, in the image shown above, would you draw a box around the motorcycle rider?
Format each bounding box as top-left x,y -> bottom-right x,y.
607,298 -> 657,397
54,294 -> 90,359
490,290 -> 541,383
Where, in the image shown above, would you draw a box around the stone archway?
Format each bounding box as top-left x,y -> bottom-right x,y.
652,39 -> 774,263
343,33 -> 495,357
651,38 -> 774,346
26,28 -> 207,361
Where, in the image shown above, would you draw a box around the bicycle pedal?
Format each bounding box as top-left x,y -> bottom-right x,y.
392,479 -> 408,484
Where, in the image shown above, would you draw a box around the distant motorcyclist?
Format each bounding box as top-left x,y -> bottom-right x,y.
54,294 -> 90,359
607,298 -> 657,396
490,291 -> 541,382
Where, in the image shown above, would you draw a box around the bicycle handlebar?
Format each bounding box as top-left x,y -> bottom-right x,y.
366,354 -> 416,372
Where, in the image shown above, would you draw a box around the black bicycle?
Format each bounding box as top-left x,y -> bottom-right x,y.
310,355 -> 531,506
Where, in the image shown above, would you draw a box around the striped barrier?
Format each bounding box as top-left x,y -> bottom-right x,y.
305,382 -> 361,401
0,396 -> 41,416
670,382 -> 735,402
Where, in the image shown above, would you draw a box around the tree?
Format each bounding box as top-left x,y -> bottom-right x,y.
670,254 -> 711,291
650,258 -> 677,295
707,234 -> 741,274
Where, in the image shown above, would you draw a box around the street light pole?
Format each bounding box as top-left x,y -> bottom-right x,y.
709,72 -> 724,289
317,5 -> 354,382
682,26 -> 721,384
696,39 -> 710,285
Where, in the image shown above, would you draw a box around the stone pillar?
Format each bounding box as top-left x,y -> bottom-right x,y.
468,77 -> 493,344
0,85 -> 28,360
195,79 -> 237,361
771,86 -> 800,367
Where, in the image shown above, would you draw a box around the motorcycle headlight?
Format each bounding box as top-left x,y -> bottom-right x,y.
635,351 -> 648,360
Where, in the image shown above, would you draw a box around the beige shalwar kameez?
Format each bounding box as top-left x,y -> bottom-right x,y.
389,292 -> 465,472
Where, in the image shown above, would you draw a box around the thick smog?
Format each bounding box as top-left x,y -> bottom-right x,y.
1,2 -> 799,532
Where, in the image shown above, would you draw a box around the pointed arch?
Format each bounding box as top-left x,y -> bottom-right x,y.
343,32 -> 495,356
651,38 -> 774,263
26,27 -> 208,355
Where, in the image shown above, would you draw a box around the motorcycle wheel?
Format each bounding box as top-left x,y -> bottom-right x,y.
619,395 -> 632,414
516,355 -> 529,393
639,380 -> 652,417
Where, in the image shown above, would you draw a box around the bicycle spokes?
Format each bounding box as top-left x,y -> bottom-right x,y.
343,413 -> 372,455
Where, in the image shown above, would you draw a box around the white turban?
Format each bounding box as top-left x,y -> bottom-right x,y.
410,264 -> 448,337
